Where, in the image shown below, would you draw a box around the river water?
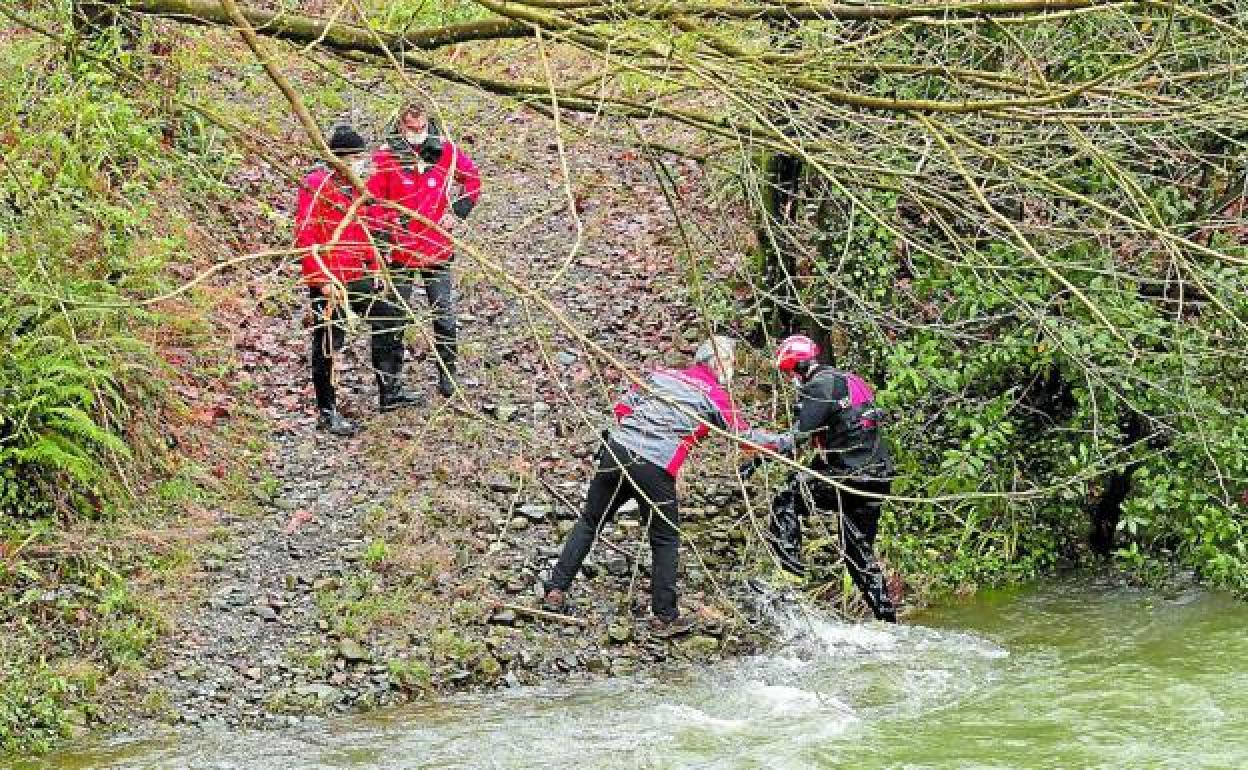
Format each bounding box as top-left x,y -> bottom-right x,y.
15,580 -> 1248,769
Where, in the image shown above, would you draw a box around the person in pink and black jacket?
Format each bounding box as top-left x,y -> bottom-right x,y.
543,336 -> 783,636
765,334 -> 897,622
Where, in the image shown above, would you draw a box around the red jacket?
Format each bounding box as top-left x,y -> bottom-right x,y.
294,167 -> 381,285
366,141 -> 481,269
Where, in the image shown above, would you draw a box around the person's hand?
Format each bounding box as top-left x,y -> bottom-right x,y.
438,211 -> 456,232
318,282 -> 332,297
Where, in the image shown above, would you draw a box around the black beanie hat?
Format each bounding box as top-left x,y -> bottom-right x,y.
327,123 -> 367,156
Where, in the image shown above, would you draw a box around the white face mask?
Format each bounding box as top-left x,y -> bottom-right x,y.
404,130 -> 429,146
348,156 -> 372,179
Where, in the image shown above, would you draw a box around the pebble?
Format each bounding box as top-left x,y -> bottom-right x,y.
607,622 -> 634,644
489,609 -> 518,626
338,639 -> 372,663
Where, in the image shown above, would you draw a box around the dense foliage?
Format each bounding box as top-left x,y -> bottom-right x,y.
725,9 -> 1248,595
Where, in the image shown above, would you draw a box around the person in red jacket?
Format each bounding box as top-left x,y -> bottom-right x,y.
367,101 -> 482,397
295,123 -> 423,436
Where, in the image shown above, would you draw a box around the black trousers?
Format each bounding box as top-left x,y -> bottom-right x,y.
549,439 -> 682,621
392,265 -> 456,372
769,474 -> 897,622
308,279 -> 405,411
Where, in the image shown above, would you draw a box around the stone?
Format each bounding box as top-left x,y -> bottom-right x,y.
254,606 -> 278,622
517,503 -> 552,521
509,516 -> 531,531
292,683 -> 344,706
585,656 -> 609,674
486,476 -> 518,494
489,609 -> 518,626
555,351 -> 578,366
338,639 -> 372,663
678,635 -> 721,661
607,622 -> 634,644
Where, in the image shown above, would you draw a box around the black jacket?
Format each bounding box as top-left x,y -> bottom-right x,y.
790,366 -> 893,479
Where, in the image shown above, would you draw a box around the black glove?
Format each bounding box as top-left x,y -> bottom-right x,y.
451,197 -> 475,220
738,456 -> 764,480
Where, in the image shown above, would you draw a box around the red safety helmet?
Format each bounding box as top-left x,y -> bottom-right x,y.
775,334 -> 820,374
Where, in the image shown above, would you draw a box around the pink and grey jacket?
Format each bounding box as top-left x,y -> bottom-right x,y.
609,364 -> 781,478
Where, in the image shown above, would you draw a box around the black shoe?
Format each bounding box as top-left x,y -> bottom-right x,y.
379,382 -> 426,412
541,588 -> 567,614
648,614 -> 696,639
317,409 -> 356,436
436,368 -> 459,398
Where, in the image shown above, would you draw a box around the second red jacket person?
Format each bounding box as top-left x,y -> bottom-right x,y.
368,102 -> 481,397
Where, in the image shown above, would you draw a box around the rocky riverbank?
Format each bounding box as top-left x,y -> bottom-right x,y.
132,101 -> 806,731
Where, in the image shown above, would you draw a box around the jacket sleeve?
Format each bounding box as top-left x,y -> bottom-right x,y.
294,179 -> 320,250
708,385 -> 785,451
783,374 -> 847,454
613,383 -> 643,422
449,144 -> 481,218
295,179 -> 329,283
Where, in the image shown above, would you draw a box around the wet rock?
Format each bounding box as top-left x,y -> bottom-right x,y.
585,656 -> 609,674
678,635 -> 720,661
338,639 -> 372,663
292,683 -> 344,707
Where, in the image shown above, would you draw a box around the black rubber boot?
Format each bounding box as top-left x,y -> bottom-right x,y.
434,341 -> 458,398
377,351 -> 425,412
768,486 -> 807,577
317,408 -> 356,437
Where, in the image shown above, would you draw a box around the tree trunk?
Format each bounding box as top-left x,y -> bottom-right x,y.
756,18 -> 803,336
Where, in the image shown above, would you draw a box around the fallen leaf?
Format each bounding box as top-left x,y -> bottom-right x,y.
282,509 -> 314,535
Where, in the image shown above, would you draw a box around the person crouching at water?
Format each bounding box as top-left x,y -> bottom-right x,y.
542,336 -> 784,636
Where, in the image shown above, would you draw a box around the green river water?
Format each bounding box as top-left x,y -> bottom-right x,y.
12,580 -> 1248,769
